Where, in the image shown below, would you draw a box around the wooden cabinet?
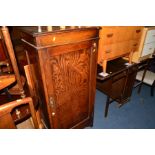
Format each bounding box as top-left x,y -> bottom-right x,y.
98,26 -> 143,72
132,27 -> 155,63
20,26 -> 99,128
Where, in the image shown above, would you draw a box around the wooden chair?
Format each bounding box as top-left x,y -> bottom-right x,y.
0,60 -> 11,73
0,26 -> 25,98
0,26 -> 42,128
0,97 -> 38,129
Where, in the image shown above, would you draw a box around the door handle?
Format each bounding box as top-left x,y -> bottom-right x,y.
136,29 -> 141,33
107,33 -> 113,38
105,50 -> 111,53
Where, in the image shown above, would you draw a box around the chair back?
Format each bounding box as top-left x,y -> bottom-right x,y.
0,97 -> 38,129
1,26 -> 25,98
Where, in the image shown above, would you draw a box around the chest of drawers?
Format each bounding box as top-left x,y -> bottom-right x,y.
132,27 -> 155,63
98,26 -> 143,72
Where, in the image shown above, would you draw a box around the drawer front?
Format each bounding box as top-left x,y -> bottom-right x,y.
144,29 -> 155,44
102,41 -> 131,60
141,42 -> 155,57
132,27 -> 143,40
120,41 -> 132,53
100,26 -> 141,45
117,26 -> 142,42
102,44 -> 113,59
117,27 -> 133,42
100,27 -> 117,44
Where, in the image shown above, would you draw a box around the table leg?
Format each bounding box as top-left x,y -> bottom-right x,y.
104,96 -> 110,117
102,60 -> 107,73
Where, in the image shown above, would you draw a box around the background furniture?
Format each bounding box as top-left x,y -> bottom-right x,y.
98,26 -> 143,73
136,70 -> 155,96
1,26 -> 25,98
9,27 -> 28,74
136,57 -> 155,96
0,97 -> 38,129
0,27 -> 42,128
0,29 -> 8,61
132,27 -> 155,63
20,26 -> 99,129
97,58 -> 138,117
0,29 -> 12,73
0,75 -> 16,90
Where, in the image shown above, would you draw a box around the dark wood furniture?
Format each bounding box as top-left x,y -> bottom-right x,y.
9,27 -> 28,74
0,29 -> 8,61
19,26 -> 99,129
0,27 -> 41,128
97,58 -> 138,117
0,97 -> 38,129
1,27 -> 25,98
0,29 -> 12,74
0,74 -> 16,90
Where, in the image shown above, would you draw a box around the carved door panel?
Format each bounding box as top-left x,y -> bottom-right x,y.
42,40 -> 97,128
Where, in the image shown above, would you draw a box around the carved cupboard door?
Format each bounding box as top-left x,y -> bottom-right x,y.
40,40 -> 98,128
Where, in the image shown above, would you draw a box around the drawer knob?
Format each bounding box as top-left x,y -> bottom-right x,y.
105,50 -> 111,53
107,33 -> 113,38
136,29 -> 141,33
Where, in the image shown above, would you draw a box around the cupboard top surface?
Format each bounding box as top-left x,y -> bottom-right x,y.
17,26 -> 100,37
20,26 -> 99,48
